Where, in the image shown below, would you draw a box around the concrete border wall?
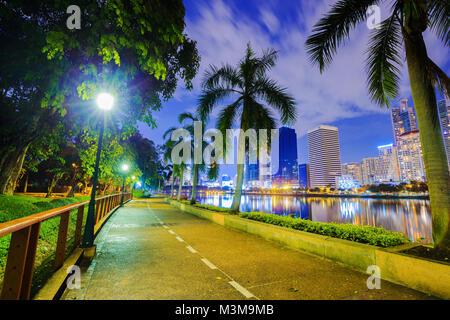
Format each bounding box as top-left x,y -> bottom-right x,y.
168,199 -> 450,299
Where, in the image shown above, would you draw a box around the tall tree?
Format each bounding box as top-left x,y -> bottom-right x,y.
305,0 -> 449,252
198,44 -> 297,212
0,0 -> 200,194
178,112 -> 210,204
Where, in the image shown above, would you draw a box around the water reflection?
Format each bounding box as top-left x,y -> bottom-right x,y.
197,194 -> 432,242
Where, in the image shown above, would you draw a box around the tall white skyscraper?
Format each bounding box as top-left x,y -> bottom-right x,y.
360,157 -> 378,186
377,144 -> 400,182
396,130 -> 426,182
391,98 -> 418,145
308,125 -> 342,188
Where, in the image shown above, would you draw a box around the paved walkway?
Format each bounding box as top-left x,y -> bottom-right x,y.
62,199 -> 434,300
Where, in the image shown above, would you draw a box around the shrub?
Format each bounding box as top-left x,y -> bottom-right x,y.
193,204 -> 232,213
239,212 -> 408,247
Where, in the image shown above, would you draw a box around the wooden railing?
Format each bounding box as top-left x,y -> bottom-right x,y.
0,192 -> 132,300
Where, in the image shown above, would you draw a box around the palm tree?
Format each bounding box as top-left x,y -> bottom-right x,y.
178,112 -> 209,204
162,129 -> 181,198
305,0 -> 449,251
198,44 -> 297,213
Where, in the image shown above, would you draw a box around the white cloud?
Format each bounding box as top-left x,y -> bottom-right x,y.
259,8 -> 280,34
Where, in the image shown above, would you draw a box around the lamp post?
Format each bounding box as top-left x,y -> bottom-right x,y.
131,176 -> 136,199
82,93 -> 114,249
120,164 -> 129,205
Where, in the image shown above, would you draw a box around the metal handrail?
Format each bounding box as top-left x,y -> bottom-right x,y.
0,194 -> 121,237
0,192 -> 132,300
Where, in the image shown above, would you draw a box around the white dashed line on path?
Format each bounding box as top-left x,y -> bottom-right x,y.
145,200 -> 258,300
186,245 -> 197,253
229,281 -> 255,299
201,258 -> 217,270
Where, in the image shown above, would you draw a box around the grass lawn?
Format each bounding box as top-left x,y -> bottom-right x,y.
0,194 -> 90,296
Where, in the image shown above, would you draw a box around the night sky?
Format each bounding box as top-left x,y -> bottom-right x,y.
139,0 -> 450,177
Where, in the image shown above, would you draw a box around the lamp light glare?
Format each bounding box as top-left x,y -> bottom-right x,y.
96,93 -> 114,110
121,164 -> 129,172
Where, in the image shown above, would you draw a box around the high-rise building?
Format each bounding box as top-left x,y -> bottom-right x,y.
183,166 -> 192,185
244,157 -> 260,188
397,130 -> 426,182
437,96 -> 450,168
341,162 -> 361,184
298,163 -> 310,188
272,127 -> 299,187
221,174 -> 233,189
308,125 -> 342,188
360,157 -> 378,186
376,144 -> 400,182
259,161 -> 272,189
391,98 -> 418,145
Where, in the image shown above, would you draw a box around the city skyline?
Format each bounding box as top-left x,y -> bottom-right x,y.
139,0 -> 449,173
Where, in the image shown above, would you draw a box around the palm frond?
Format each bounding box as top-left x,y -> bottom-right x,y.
216,98 -> 242,133
178,112 -> 198,124
366,14 -> 403,107
217,98 -> 242,161
253,77 -> 297,124
428,0 -> 450,46
426,57 -> 450,98
254,48 -> 278,78
206,163 -> 220,181
202,64 -> 242,91
305,0 -> 379,72
197,86 -> 235,120
162,126 -> 178,141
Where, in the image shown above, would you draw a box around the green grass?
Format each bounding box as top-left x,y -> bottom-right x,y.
239,211 -> 409,247
0,194 -> 89,296
191,203 -> 233,213
132,189 -> 149,199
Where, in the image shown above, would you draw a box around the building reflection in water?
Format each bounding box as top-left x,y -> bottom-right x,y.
198,194 -> 432,242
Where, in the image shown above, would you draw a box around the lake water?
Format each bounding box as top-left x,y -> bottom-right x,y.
196,194 -> 432,242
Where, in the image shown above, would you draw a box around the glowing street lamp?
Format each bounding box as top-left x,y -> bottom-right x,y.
120,163 -> 129,205
82,93 -> 113,249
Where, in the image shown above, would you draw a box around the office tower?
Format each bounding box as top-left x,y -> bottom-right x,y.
376,144 -> 400,182
183,166 -> 192,185
272,126 -> 300,187
221,174 -> 233,189
244,155 -> 260,188
397,131 -> 426,182
308,125 -> 342,188
341,162 -> 361,184
437,96 -> 450,168
360,157 -> 378,186
259,161 -> 272,189
298,163 -> 310,188
391,98 -> 418,145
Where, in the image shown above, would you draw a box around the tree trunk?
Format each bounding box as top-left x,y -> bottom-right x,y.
46,174 -> 58,198
404,30 -> 450,251
190,164 -> 199,204
171,175 -> 175,197
0,143 -> 30,195
177,170 -> 184,201
23,172 -> 29,193
67,183 -> 77,198
231,163 -> 244,213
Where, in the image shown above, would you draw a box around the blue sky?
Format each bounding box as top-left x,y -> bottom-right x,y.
139,0 -> 450,176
